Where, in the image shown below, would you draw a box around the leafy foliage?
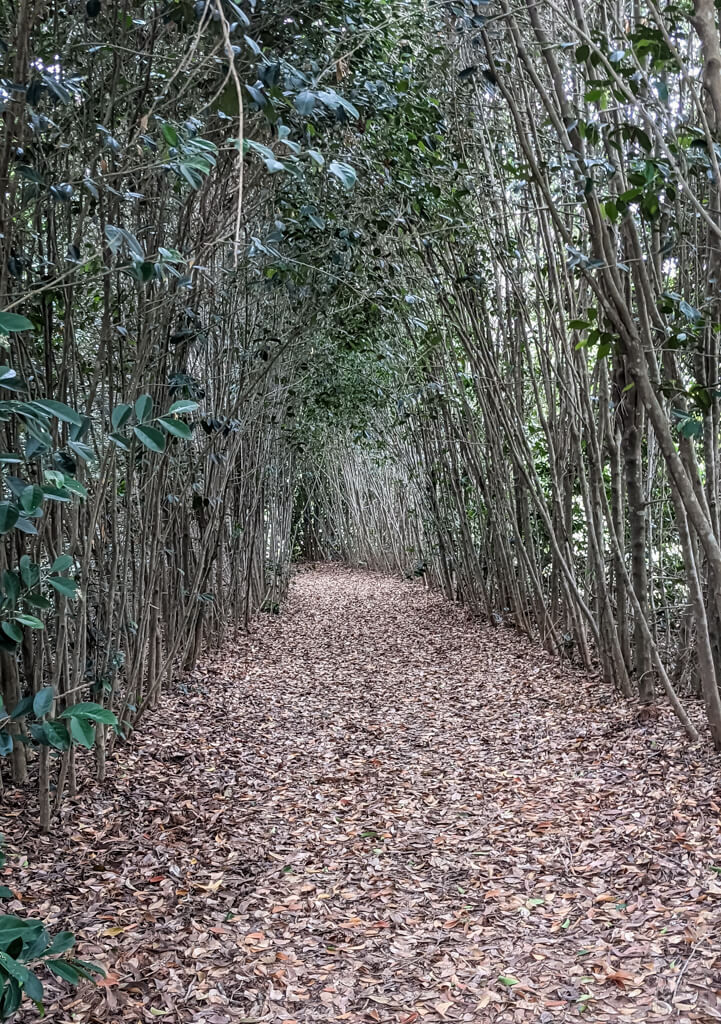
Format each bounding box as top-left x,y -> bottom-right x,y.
0,840 -> 103,1019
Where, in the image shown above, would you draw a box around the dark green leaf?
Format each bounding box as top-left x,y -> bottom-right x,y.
31,399 -> 83,426
48,576 -> 79,599
0,503 -> 19,535
45,932 -> 75,956
1,622 -> 22,644
47,960 -> 79,984
134,394 -> 153,423
15,613 -> 44,630
20,484 -> 43,514
0,313 -> 33,335
9,696 -> 32,719
43,720 -> 70,751
51,555 -> 74,573
162,123 -> 178,147
134,424 -> 166,453
111,403 -> 132,430
67,716 -> 95,748
61,702 -> 118,725
32,686 -> 54,718
159,416 -> 191,438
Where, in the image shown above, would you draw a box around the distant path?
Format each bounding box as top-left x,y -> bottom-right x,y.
7,565 -> 720,1022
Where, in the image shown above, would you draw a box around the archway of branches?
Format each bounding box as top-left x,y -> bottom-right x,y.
3,0 -> 721,817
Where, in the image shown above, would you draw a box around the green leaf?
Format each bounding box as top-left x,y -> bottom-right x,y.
41,485 -> 70,503
294,89 -> 316,116
20,484 -> 43,514
0,950 -> 43,1004
109,432 -> 131,451
2,570 -> 20,605
134,424 -> 166,453
45,931 -> 75,956
1,622 -> 22,644
32,686 -> 54,718
261,156 -> 288,174
0,731 -> 13,756
43,720 -> 70,751
158,247 -> 184,264
159,417 -> 191,439
48,576 -> 79,599
168,400 -> 199,414
51,555 -> 74,573
67,716 -> 95,748
63,477 -> 88,500
31,399 -> 83,426
0,503 -> 19,535
603,200 -> 618,223
68,440 -> 94,464
161,123 -> 178,147
134,394 -> 153,423
0,886 -> 14,899
0,978 -> 22,1018
0,917 -> 44,948
9,696 -> 33,719
19,555 -> 38,588
105,224 -> 124,254
47,960 -> 79,984
19,965 -> 43,1003
68,957 -> 105,980
328,160 -> 357,189
498,975 -> 519,987
15,614 -> 44,630
0,313 -> 34,335
317,89 -> 359,120
69,958 -> 104,974
0,951 -> 43,1006
23,924 -> 52,961
61,702 -> 118,726
14,516 -> 38,536
111,404 -> 132,430
677,414 -> 703,439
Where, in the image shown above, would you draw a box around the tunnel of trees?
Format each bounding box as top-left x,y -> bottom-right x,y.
3,0 -> 721,824
5,0 -> 721,1014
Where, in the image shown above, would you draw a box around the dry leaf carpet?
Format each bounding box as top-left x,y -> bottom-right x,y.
4,565 -> 721,1023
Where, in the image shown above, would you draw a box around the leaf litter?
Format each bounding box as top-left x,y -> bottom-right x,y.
3,564 -> 721,1022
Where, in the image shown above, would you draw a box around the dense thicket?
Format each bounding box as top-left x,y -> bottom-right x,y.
0,0 -> 391,821
295,0 -> 721,748
4,0 -> 721,845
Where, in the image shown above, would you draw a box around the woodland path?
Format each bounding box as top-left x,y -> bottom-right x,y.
6,565 -> 721,1023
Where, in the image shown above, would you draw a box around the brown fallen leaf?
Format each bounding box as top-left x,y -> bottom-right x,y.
2,566 -> 719,1024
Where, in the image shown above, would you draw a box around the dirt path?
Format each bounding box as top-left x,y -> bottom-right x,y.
6,565 -> 721,1022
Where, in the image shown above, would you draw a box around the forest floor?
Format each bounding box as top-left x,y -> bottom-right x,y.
4,564 -> 721,1023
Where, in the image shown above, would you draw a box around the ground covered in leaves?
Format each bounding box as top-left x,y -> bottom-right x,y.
4,565 -> 721,1022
